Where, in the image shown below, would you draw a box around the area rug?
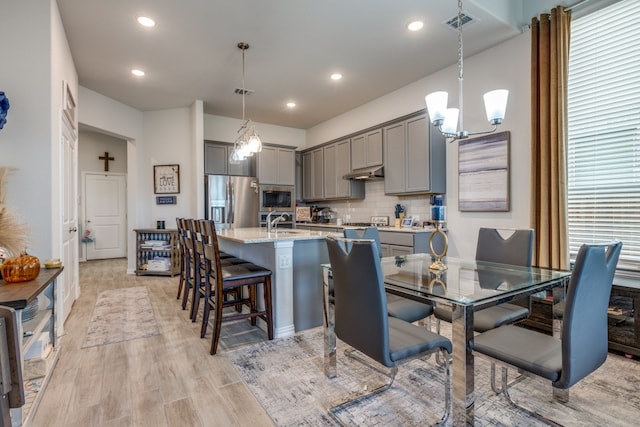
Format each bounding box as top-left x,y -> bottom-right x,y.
82,286 -> 159,348
226,326 -> 640,426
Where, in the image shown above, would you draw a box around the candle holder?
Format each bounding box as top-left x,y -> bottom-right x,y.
429,221 -> 448,271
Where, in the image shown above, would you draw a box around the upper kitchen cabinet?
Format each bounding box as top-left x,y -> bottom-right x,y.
302,148 -> 324,201
383,114 -> 446,195
351,128 -> 383,170
323,139 -> 364,200
257,146 -> 295,185
204,141 -> 253,176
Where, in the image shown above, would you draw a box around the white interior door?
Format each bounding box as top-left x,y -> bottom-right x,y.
84,173 -> 127,260
61,116 -> 79,325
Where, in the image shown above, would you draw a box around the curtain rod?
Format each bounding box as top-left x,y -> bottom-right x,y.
566,0 -> 592,12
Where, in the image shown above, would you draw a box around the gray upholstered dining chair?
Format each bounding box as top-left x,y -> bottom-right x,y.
433,227 -> 534,333
326,236 -> 452,424
343,227 -> 434,323
472,241 -> 622,424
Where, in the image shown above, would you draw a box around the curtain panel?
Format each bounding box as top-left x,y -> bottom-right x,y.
530,6 -> 571,270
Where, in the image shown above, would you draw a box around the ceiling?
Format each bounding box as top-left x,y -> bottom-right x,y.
57,0 -> 576,130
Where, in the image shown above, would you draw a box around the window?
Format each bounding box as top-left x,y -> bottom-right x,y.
567,0 -> 640,273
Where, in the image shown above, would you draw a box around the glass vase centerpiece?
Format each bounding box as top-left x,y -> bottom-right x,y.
429,198 -> 448,271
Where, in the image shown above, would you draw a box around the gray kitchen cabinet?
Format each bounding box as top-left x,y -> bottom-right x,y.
295,224 -> 342,233
378,230 -> 444,256
383,114 -> 446,195
382,122 -> 406,194
204,142 -> 227,175
312,148 -> 324,199
204,141 -> 252,176
302,151 -> 312,200
258,146 -> 295,185
351,128 -> 383,170
381,244 -> 413,257
323,139 -> 364,200
323,143 -> 338,199
302,148 -> 324,201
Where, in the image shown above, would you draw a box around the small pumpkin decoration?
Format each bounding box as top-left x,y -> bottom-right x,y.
0,252 -> 40,283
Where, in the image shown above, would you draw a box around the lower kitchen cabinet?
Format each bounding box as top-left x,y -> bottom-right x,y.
295,224 -> 343,233
294,225 -> 445,257
378,230 -> 444,257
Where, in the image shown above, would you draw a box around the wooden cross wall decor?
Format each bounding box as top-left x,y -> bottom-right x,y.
99,151 -> 115,172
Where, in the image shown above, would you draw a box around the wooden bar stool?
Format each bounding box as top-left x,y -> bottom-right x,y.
179,219 -> 198,310
190,227 -> 248,322
200,228 -> 273,354
175,218 -> 188,300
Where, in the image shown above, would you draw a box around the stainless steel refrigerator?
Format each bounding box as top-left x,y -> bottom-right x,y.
205,175 -> 259,228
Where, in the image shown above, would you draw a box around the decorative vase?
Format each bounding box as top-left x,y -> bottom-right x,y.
0,252 -> 41,283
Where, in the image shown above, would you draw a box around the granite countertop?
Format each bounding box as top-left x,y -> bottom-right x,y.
216,227 -> 340,244
295,223 -> 440,233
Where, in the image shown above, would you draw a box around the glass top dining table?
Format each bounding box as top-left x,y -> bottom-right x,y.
322,253 -> 572,426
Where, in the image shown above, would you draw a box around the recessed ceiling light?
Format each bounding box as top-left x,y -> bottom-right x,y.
330,73 -> 343,81
286,102 -> 296,108
131,69 -> 145,77
408,21 -> 424,31
137,16 -> 156,27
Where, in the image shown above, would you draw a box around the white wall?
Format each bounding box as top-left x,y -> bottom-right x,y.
306,32 -> 532,259
0,1 -> 77,261
204,114 -> 306,149
142,108 -> 195,226
79,131 -> 128,174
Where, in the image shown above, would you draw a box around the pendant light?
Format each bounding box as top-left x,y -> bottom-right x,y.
230,42 -> 262,164
425,0 -> 508,141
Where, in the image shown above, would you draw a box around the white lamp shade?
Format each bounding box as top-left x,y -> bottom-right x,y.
247,133 -> 262,153
483,89 -> 509,123
441,108 -> 459,135
229,147 -> 242,164
425,91 -> 448,124
237,142 -> 251,159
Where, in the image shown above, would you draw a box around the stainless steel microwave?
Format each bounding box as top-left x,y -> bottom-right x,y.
259,185 -> 294,211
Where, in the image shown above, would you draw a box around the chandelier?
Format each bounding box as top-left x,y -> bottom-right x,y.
425,0 -> 508,141
230,42 -> 262,164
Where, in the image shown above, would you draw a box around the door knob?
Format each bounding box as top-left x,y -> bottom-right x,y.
69,226 -> 78,233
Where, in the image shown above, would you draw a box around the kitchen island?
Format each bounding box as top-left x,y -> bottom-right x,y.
216,227 -> 338,338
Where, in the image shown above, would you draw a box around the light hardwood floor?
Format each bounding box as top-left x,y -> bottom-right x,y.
32,258 -> 275,427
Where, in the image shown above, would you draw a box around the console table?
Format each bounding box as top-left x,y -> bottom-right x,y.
0,267 -> 62,427
519,277 -> 640,357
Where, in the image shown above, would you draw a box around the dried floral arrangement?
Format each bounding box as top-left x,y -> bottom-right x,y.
0,92 -> 31,257
0,168 -> 30,257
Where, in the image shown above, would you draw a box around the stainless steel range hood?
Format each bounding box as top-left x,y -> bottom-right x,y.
343,165 -> 384,180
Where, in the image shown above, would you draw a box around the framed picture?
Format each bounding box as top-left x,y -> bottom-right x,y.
458,131 -> 510,212
154,164 -> 180,194
401,217 -> 413,228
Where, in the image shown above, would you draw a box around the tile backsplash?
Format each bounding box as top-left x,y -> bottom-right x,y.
302,180 -> 439,225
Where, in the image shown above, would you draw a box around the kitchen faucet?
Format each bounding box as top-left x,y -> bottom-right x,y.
267,211 -> 290,233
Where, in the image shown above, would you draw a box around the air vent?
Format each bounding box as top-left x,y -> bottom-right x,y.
234,87 -> 255,95
445,13 -> 474,30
